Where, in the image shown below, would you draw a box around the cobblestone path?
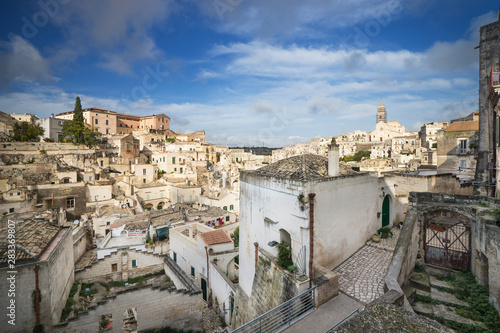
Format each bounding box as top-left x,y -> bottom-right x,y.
332,227 -> 401,304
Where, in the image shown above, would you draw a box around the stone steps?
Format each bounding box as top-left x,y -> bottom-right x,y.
408,272 -> 430,293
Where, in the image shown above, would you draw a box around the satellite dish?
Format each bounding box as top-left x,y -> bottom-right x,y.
73,220 -> 79,225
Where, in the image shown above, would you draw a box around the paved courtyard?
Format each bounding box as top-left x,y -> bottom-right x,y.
333,227 -> 401,304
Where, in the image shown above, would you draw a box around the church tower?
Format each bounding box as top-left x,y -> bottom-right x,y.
376,100 -> 387,124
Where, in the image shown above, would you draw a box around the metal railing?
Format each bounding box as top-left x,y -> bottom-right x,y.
232,286 -> 316,333
323,308 -> 360,333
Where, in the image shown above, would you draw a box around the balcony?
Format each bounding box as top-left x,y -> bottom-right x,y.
489,67 -> 500,93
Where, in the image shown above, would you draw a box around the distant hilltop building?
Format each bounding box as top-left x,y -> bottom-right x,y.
376,99 -> 387,123
56,108 -> 170,135
370,101 -> 405,142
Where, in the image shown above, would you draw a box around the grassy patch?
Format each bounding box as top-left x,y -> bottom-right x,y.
432,272 -> 500,333
415,294 -> 440,305
414,262 -> 425,273
107,270 -> 165,287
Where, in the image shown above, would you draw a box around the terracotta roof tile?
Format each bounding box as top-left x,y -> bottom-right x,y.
199,229 -> 233,246
446,121 -> 479,132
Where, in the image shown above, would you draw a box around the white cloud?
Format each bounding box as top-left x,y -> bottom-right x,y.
0,35 -> 54,89
49,0 -> 172,75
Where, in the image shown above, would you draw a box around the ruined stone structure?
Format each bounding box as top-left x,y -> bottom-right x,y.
385,192 -> 500,313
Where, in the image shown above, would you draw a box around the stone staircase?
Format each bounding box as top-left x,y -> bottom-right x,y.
403,265 -> 486,329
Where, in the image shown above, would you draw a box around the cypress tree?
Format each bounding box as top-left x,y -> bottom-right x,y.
73,96 -> 84,124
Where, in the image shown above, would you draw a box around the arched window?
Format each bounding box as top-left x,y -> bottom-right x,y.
223,206 -> 227,211
230,204 -> 234,210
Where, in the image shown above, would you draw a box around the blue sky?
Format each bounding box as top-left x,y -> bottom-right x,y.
0,0 -> 496,147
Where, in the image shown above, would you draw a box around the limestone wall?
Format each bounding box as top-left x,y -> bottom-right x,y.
75,249 -> 164,283
47,227 -> 76,324
232,249 -> 306,328
0,227 -> 74,333
53,284 -> 204,333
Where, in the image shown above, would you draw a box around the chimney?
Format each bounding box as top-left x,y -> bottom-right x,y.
328,138 -> 339,177
51,113 -> 54,118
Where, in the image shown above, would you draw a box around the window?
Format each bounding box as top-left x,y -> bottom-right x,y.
9,193 -> 13,196
111,263 -> 118,272
173,252 -> 177,262
180,167 -> 183,173
95,119 -> 98,125
63,178 -> 70,183
67,197 -> 75,209
9,208 -> 14,213
132,260 -> 137,268
120,124 -> 123,127
230,205 -> 234,210
460,160 -> 467,170
226,216 -> 230,222
106,221 -> 111,226
172,157 -> 176,164
143,169 -> 146,175
143,178 -> 146,183
106,128 -> 109,134
106,120 -> 109,125
191,266 -> 195,277
223,206 -> 227,211
100,160 -> 104,167
458,139 -> 468,155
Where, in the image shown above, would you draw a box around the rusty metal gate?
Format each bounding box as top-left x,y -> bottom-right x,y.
424,217 -> 471,270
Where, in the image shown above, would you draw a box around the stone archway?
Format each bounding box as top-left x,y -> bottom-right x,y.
423,209 -> 471,271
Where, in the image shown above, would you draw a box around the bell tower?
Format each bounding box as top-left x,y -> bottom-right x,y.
376,99 -> 387,124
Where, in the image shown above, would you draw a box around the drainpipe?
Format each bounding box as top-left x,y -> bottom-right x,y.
308,193 -> 316,288
205,246 -> 210,292
254,242 -> 259,269
34,265 -> 41,327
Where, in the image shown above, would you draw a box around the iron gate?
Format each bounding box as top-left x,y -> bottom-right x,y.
424,217 -> 471,270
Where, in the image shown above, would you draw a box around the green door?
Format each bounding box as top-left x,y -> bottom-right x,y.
201,278 -> 207,301
382,195 -> 390,227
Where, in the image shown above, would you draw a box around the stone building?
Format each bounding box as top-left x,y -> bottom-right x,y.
436,113 -> 479,182
0,110 -> 16,138
420,122 -> 448,149
35,114 -> 66,142
0,219 -> 74,332
169,223 -> 238,324
56,108 -> 170,135
238,144 -> 397,299
108,134 -> 140,159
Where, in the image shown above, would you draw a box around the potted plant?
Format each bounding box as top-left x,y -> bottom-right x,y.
372,234 -> 381,243
377,227 -> 393,239
429,221 -> 445,232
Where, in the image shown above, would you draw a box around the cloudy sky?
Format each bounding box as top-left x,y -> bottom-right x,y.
0,1 -> 496,147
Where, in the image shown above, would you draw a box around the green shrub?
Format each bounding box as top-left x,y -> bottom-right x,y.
277,241 -> 293,269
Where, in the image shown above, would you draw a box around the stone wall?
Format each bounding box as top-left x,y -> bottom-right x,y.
53,283 -> 204,333
47,227 -> 76,324
477,21 -> 500,184
232,249 -> 307,328
75,249 -> 165,283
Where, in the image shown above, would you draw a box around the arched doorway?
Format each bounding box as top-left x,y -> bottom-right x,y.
382,195 -> 390,227
280,229 -> 291,246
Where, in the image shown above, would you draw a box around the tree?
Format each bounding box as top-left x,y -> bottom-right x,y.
12,121 -> 44,142
61,97 -> 102,147
73,96 -> 84,123
230,227 -> 239,247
